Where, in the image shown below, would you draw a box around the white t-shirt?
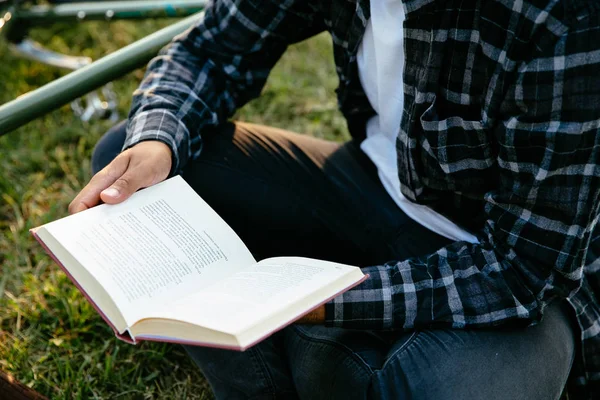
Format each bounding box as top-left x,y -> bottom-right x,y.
356,1 -> 478,243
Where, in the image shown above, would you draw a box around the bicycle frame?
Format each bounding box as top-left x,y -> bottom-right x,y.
0,10 -> 205,135
2,1 -> 206,42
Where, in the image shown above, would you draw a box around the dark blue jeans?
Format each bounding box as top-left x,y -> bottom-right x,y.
94,121 -> 576,400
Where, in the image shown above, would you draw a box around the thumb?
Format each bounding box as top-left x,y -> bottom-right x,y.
100,171 -> 147,204
69,152 -> 130,214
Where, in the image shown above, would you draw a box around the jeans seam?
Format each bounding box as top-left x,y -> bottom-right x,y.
248,347 -> 278,399
195,348 -> 284,399
380,330 -> 420,371
247,390 -> 297,400
292,326 -> 375,375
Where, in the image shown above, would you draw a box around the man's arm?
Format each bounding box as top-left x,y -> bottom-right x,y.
323,10 -> 600,330
125,0 -> 325,174
70,0 -> 325,212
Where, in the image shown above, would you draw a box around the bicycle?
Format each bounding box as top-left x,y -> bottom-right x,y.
0,0 -> 205,132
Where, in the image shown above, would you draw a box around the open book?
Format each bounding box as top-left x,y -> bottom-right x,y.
31,176 -> 366,350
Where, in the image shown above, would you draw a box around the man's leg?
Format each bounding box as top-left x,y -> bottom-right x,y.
185,330 -> 298,399
372,300 -> 575,399
284,300 -> 575,400
91,120 -> 127,175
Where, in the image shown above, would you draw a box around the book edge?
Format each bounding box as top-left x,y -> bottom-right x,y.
30,228 -> 136,345
134,273 -> 369,351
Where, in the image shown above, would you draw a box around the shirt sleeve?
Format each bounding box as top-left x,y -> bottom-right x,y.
123,0 -> 324,173
325,12 -> 600,330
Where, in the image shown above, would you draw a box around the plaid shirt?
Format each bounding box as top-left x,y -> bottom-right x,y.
125,0 -> 600,396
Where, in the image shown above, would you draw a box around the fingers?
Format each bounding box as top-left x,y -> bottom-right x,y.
68,153 -> 130,214
68,141 -> 173,214
99,142 -> 172,204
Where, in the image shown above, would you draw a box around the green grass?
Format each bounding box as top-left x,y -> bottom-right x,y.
0,19 -> 346,399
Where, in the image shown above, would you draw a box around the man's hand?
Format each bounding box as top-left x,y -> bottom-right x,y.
69,141 -> 172,214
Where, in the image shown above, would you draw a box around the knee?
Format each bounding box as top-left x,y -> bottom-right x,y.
285,326 -> 375,399
372,306 -> 575,400
91,120 -> 127,174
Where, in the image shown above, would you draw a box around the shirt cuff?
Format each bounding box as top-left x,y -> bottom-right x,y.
123,110 -> 191,175
324,265 -> 394,330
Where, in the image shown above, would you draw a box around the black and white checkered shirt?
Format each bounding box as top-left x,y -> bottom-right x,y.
124,0 -> 600,396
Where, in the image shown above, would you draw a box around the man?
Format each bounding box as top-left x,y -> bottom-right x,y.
69,0 -> 600,398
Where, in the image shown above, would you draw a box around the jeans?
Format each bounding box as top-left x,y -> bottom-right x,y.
93,121 -> 576,400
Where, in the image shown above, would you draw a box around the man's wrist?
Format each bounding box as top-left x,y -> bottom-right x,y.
124,110 -> 187,174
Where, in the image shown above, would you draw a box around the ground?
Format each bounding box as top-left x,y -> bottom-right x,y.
0,18 -> 346,399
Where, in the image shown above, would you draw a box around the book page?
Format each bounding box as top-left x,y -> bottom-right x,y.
148,257 -> 363,334
43,176 -> 256,327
